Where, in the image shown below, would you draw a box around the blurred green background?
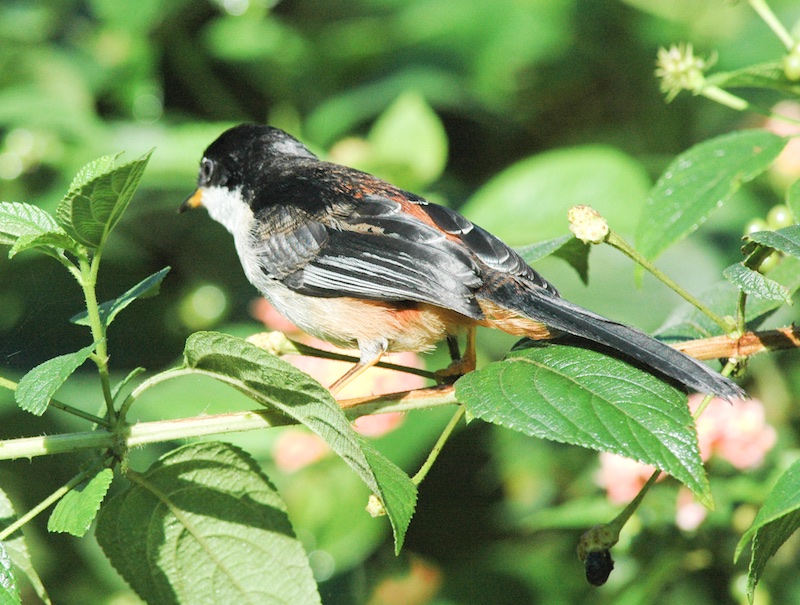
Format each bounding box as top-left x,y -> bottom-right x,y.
2,0 -> 800,603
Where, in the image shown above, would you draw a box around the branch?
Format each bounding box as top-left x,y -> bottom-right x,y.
672,326 -> 800,360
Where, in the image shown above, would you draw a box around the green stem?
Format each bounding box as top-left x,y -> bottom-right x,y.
748,0 -> 794,49
604,230 -> 733,333
0,386 -> 459,461
699,86 -> 750,112
0,465 -> 102,541
78,254 -> 114,416
0,375 -> 110,427
412,405 -> 465,485
607,470 -> 662,537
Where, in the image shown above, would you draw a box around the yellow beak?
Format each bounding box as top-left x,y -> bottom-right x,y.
179,189 -> 204,213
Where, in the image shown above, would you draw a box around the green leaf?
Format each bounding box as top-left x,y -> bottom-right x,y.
637,130 -> 787,260
96,442 -> 321,605
516,235 -> 591,284
0,489 -> 50,604
722,262 -> 791,304
657,256 -> 800,342
706,61 -> 800,96
47,469 -> 113,537
735,460 -> 800,603
787,179 -> 800,224
8,231 -> 80,259
462,146 -> 651,245
182,332 -> 417,552
744,225 -> 800,259
56,150 -> 153,249
456,341 -> 710,504
70,266 -> 171,327
14,343 -> 96,415
0,202 -> 64,247
367,92 -> 448,190
0,542 -> 20,605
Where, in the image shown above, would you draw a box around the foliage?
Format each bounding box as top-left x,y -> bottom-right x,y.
2,1 -> 800,604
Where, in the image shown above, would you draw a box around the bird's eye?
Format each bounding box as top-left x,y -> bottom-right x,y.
199,158 -> 215,183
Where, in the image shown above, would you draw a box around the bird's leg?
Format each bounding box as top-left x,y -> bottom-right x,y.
328,340 -> 386,397
436,327 -> 477,382
446,334 -> 462,362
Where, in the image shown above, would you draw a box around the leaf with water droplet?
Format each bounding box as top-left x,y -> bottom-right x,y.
637,130 -> 786,260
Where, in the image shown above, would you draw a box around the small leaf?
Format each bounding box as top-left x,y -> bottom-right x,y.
637,130 -> 787,260
456,341 -> 710,503
8,231 -> 80,259
0,202 -> 63,247
744,225 -> 800,259
516,235 -> 591,284
787,179 -> 800,223
48,469 -> 113,537
706,61 -> 800,96
15,343 -> 97,415
723,262 -> 791,304
57,150 -> 153,249
96,442 -> 321,605
182,331 -> 417,552
0,489 -> 50,604
735,460 -> 800,602
70,267 -> 171,327
657,256 -> 800,342
0,542 -> 20,605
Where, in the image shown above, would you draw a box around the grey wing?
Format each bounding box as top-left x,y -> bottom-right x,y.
251,197 -> 485,319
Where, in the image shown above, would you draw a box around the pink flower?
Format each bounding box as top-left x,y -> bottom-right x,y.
764,101 -> 800,182
272,429 -> 332,473
596,452 -> 659,505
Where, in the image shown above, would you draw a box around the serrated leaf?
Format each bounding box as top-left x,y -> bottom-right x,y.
637,130 -> 787,260
0,542 -> 20,605
723,262 -> 791,304
96,442 -> 321,605
14,343 -> 96,415
735,460 -> 800,603
0,489 -> 50,604
706,61 -> 800,96
0,202 -> 63,247
516,235 -> 591,284
56,150 -> 152,249
744,225 -> 800,259
657,256 -> 800,342
182,332 -> 417,552
48,469 -> 113,537
70,267 -> 170,328
8,231 -> 80,259
455,341 -> 710,503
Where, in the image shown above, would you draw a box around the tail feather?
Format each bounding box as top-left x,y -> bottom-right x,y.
485,279 -> 745,401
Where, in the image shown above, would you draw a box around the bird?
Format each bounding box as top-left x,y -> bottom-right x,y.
180,124 -> 745,400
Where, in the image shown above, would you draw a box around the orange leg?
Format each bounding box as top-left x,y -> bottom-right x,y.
328,341 -> 385,396
435,327 -> 477,381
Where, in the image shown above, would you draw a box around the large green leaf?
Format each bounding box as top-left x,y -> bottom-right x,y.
96,442 -> 321,605
735,460 -> 800,603
0,489 -> 49,604
182,332 -> 417,552
636,130 -> 786,260
456,341 -> 710,504
48,469 -> 114,537
14,343 -> 97,416
71,267 -> 171,328
461,146 -> 651,245
56,150 -> 152,249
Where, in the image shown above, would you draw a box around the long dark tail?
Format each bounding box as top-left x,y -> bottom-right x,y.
485,279 -> 745,401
